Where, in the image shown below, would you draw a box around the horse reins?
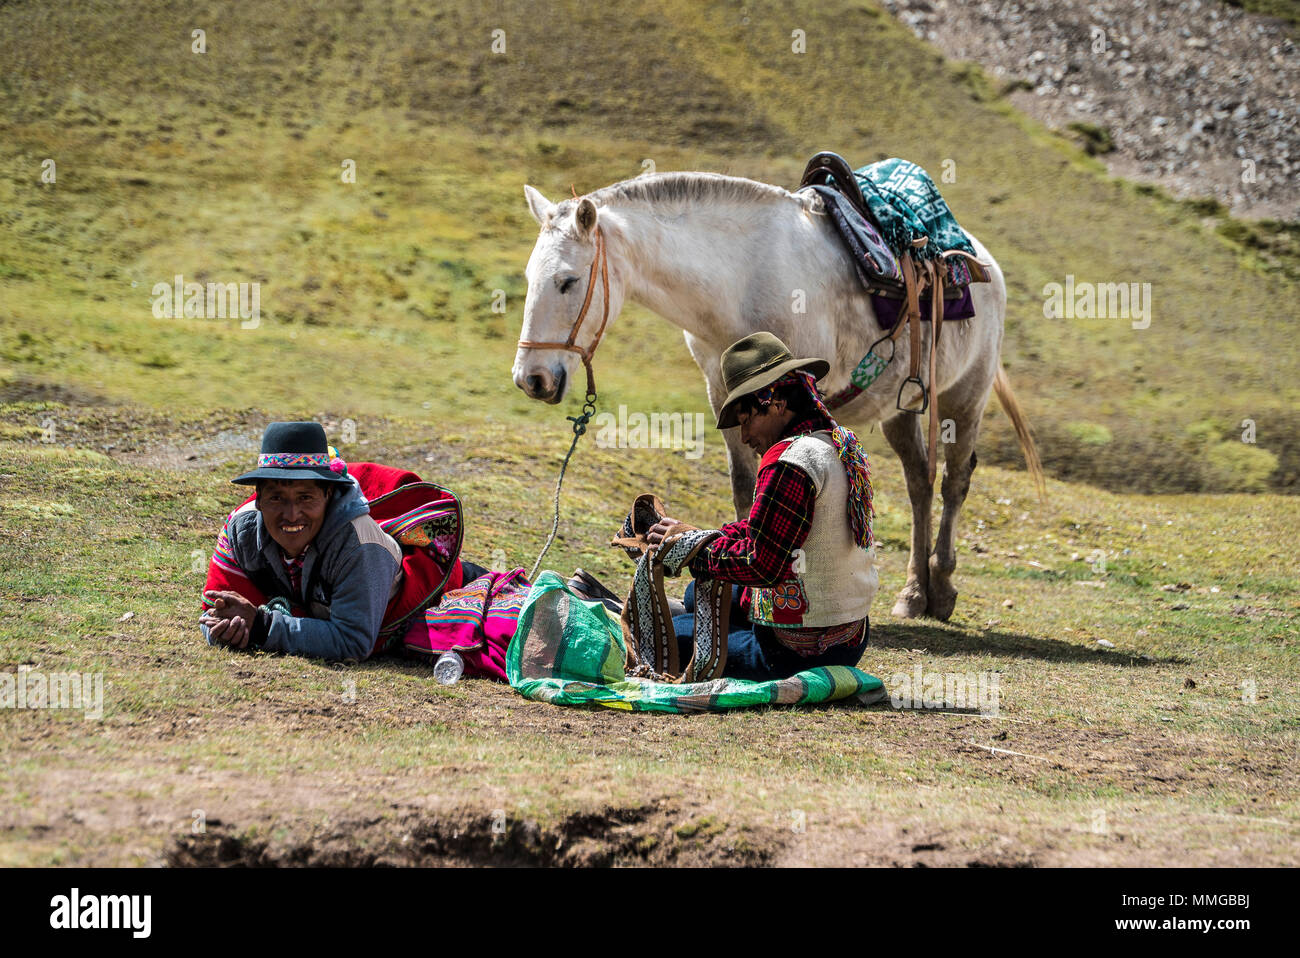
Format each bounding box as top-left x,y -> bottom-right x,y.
517,220 -> 611,580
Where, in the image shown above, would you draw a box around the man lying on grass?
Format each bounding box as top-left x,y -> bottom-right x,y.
646,332 -> 879,680
200,421 -> 473,662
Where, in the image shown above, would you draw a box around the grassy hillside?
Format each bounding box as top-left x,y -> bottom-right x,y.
1229,0 -> 1300,31
0,0 -> 1296,492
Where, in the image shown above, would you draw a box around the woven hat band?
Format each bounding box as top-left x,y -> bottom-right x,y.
257,452 -> 331,469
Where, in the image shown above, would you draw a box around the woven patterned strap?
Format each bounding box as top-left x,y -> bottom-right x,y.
621,526 -> 725,682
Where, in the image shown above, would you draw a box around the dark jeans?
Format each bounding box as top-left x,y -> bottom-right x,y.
460,559 -> 491,582
673,580 -> 868,682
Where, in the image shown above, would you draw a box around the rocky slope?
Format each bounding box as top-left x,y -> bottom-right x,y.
884,0 -> 1297,220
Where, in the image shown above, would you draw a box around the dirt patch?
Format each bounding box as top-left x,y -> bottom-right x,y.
780,821 -> 1042,867
0,389 -> 269,465
167,803 -> 785,867
0,379 -> 111,408
0,392 -> 456,478
870,708 -> 1300,798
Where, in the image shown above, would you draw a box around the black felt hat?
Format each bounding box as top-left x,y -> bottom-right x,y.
231,422 -> 350,486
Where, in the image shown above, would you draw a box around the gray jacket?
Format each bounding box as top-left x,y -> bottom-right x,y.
200,478 -> 402,661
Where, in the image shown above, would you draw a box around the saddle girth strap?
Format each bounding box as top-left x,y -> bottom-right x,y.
902,251 -> 923,384
924,258 -> 945,489
896,249 -> 928,418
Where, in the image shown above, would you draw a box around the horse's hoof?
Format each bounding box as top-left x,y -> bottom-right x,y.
891,590 -> 928,619
926,584 -> 957,622
927,556 -> 957,621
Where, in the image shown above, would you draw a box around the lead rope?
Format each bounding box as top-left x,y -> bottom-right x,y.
529,390 -> 598,582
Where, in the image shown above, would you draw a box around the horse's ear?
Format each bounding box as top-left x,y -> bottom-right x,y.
524,184 -> 555,226
575,197 -> 598,236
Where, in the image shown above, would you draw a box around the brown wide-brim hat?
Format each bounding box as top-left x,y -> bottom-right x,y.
715,332 -> 830,429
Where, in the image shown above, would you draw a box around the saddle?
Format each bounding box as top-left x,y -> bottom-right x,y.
611,494 -> 730,682
798,150 -> 988,306
800,152 -> 906,300
797,151 -> 994,488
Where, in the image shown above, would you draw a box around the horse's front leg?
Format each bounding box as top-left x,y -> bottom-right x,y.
721,428 -> 757,519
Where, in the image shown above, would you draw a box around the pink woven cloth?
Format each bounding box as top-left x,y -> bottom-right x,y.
402,569 -> 532,681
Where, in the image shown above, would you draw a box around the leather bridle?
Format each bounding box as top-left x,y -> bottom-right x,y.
517,224 -> 610,403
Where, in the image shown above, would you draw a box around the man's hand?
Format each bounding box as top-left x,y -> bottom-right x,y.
201,613 -> 250,649
646,516 -> 682,549
204,589 -> 257,622
203,590 -> 259,650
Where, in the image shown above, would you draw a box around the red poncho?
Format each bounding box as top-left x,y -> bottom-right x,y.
202,461 -> 465,658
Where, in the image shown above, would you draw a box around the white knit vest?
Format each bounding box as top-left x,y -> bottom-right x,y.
749,432 -> 878,628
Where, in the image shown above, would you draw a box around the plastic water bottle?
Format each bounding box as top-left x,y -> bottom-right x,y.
434,651 -> 464,686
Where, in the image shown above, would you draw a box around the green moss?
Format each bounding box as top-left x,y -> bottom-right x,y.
1220,0 -> 1300,32
1066,422 -> 1114,446
1204,441 -> 1279,491
1216,218 -> 1300,281
1066,121 -> 1114,156
1181,195 -> 1228,218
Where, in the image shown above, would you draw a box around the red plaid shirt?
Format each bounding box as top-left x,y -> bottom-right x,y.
281,550 -> 306,599
689,415 -> 827,593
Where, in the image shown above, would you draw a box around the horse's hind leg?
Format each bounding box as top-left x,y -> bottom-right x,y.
926,385 -> 988,621
881,412 -> 932,619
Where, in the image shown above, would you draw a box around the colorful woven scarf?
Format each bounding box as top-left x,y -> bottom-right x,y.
752,372 -> 874,549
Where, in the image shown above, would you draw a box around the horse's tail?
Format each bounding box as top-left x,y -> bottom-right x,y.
993,364 -> 1047,503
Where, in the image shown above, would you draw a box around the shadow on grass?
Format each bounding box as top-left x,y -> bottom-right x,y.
292,616 -> 1187,705
867,620 -> 1190,666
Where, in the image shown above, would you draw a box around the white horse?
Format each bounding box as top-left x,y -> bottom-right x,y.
513,172 -> 1042,621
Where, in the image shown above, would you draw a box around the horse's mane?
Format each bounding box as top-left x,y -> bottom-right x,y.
552,172 -> 801,220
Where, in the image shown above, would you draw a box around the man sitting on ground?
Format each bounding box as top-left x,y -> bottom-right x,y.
647,332 -> 879,680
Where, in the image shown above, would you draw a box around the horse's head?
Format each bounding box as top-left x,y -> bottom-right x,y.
513,185 -> 624,404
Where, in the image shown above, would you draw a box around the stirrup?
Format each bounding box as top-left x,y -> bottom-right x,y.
897,375 -> 928,414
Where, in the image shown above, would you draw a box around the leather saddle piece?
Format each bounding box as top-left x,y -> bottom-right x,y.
799,152 -> 992,486
800,150 -> 872,218
612,494 -> 729,683
611,494 -> 674,558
